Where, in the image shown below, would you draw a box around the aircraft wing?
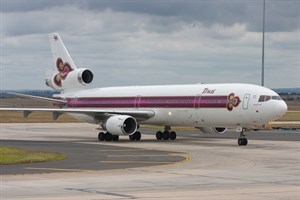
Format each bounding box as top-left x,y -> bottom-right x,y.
0,108 -> 155,121
2,93 -> 155,121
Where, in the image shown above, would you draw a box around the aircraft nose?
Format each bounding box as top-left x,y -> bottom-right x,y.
279,101 -> 288,117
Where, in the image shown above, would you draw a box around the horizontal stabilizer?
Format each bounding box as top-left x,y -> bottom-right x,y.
8,92 -> 67,104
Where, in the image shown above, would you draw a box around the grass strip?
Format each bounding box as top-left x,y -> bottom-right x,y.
0,146 -> 65,165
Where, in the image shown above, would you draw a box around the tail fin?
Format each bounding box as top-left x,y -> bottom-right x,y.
49,33 -> 77,70
45,33 -> 93,91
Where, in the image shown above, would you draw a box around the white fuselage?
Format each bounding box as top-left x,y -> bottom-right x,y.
58,83 -> 288,128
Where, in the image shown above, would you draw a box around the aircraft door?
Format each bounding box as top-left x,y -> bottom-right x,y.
194,95 -> 205,126
242,94 -> 250,110
194,95 -> 201,109
134,96 -> 141,108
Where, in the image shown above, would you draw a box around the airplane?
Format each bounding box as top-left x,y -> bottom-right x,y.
1,33 -> 288,146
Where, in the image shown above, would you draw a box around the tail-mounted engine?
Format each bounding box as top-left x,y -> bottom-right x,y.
45,68 -> 93,90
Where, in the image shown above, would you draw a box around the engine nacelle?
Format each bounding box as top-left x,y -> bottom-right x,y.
45,68 -> 93,90
103,115 -> 137,135
198,127 -> 227,134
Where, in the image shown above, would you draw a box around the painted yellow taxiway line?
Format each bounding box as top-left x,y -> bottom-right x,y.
99,161 -> 176,164
107,154 -> 181,157
26,167 -> 95,172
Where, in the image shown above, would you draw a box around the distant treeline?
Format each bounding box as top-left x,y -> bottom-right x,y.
273,88 -> 300,95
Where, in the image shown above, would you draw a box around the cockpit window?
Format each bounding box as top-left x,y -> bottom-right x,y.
259,95 -> 282,102
272,96 -> 282,100
258,95 -> 266,102
259,95 -> 270,102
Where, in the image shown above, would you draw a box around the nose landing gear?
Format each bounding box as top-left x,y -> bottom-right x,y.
238,129 -> 248,146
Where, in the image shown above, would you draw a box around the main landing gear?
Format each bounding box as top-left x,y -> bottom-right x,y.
98,131 -> 142,142
156,126 -> 177,141
98,126 -> 177,142
238,129 -> 248,146
98,132 -> 119,141
129,131 -> 141,141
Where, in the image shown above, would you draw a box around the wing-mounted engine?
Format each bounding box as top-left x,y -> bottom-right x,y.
102,115 -> 138,136
198,127 -> 227,134
45,68 -> 93,90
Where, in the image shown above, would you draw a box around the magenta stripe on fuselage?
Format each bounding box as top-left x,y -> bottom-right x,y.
66,96 -> 229,109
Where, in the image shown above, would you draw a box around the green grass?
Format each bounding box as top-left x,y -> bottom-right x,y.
0,146 -> 65,165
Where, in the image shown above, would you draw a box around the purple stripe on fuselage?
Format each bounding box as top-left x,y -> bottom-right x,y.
199,96 -> 228,107
66,96 -> 229,108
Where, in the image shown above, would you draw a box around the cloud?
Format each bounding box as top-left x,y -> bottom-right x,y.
1,0 -> 299,33
0,1 -> 299,89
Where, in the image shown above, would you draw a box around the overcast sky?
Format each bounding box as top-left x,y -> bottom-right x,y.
1,0 -> 299,90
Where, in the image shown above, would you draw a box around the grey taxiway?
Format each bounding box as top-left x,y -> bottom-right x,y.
1,123 -> 299,200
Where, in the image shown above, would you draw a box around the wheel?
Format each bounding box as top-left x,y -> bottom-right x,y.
98,132 -> 105,141
129,132 -> 141,141
105,132 -> 113,141
238,138 -> 248,146
156,131 -> 163,140
112,135 -> 119,141
169,131 -> 176,140
129,134 -> 135,141
238,138 -> 243,145
162,131 -> 170,140
134,131 -> 141,140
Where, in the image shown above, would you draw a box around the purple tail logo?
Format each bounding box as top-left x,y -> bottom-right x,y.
54,58 -> 73,87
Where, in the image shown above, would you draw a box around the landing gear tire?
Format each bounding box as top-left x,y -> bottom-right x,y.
98,132 -> 119,142
135,131 -> 142,140
169,131 -> 177,140
98,132 -> 105,141
112,135 -> 119,141
129,131 -> 141,141
156,131 -> 163,140
129,134 -> 134,141
238,138 -> 248,146
156,129 -> 177,141
237,128 -> 248,146
134,131 -> 141,140
105,132 -> 113,141
162,131 -> 170,140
